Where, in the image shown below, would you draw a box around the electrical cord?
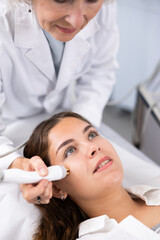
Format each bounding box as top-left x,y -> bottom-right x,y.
0,142 -> 27,158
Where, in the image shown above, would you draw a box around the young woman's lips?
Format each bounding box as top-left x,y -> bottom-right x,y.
93,156 -> 113,174
56,25 -> 76,34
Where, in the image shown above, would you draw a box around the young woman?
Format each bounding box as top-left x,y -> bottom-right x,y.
21,112 -> 160,240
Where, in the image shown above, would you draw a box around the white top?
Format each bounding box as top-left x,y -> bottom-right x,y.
1,176 -> 160,240
77,175 -> 160,240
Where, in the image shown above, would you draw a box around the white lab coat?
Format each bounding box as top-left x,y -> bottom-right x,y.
0,0 -> 119,167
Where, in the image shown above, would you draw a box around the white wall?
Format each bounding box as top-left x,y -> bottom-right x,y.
112,0 -> 160,111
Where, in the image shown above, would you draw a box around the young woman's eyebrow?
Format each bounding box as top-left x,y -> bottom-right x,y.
56,125 -> 92,155
82,124 -> 92,133
56,139 -> 74,155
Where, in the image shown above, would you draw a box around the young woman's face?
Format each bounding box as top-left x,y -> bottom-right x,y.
32,0 -> 104,42
48,117 -> 124,205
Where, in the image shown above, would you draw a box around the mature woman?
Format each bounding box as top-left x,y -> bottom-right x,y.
0,0 -> 119,203
18,112 -> 160,240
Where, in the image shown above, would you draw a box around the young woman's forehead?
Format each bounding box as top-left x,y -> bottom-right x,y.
55,117 -> 90,133
48,117 -> 91,143
48,117 -> 91,156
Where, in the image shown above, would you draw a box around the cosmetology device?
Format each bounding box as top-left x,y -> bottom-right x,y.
0,165 -> 70,184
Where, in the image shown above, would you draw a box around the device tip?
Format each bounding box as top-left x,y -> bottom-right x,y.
66,168 -> 70,175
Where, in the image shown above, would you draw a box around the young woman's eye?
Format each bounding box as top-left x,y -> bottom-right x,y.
88,131 -> 98,140
54,0 -> 67,3
54,0 -> 70,3
64,146 -> 76,158
87,0 -> 98,2
55,0 -> 97,3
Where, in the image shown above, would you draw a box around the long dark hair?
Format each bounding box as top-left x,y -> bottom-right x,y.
23,112 -> 89,240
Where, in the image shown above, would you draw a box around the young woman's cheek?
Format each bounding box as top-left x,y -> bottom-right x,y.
65,155 -> 86,180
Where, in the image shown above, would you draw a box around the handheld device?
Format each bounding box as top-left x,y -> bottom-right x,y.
0,165 -> 69,184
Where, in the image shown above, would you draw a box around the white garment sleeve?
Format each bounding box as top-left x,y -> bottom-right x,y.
0,71 -> 21,170
72,2 -> 119,127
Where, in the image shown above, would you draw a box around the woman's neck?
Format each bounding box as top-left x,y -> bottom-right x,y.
80,186 -> 142,223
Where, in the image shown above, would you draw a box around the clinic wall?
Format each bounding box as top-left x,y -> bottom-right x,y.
112,0 -> 160,111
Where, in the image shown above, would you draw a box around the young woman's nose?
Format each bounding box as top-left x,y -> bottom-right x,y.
65,3 -> 86,29
87,144 -> 100,159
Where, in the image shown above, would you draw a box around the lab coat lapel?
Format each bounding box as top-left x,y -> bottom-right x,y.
14,4 -> 55,81
24,40 -> 55,81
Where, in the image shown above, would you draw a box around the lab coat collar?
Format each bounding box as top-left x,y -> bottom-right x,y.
76,14 -> 100,39
14,3 -> 43,49
14,3 -> 55,81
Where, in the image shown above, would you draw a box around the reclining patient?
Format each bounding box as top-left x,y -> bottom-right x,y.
21,111 -> 160,240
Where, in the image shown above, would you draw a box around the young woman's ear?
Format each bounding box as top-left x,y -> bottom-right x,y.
52,183 -> 68,200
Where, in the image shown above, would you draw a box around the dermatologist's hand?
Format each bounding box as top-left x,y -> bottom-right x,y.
9,156 -> 53,204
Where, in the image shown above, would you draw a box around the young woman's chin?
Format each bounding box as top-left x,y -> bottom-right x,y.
94,158 -> 124,186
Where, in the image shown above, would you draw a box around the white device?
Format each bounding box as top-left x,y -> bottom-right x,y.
0,165 -> 70,184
